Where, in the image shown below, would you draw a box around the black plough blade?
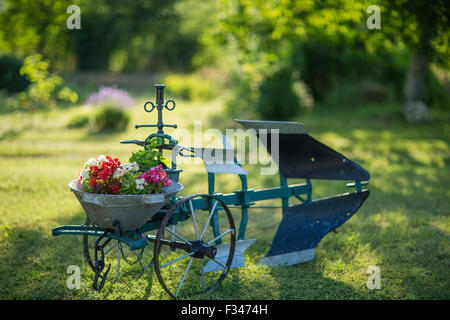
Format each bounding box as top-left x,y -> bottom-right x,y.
234,119 -> 370,181
259,191 -> 370,266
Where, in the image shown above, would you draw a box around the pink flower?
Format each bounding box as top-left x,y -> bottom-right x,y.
137,165 -> 172,192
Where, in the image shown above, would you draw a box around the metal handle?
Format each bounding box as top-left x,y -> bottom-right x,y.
144,101 -> 156,113
172,145 -> 198,158
144,85 -> 176,113
143,84 -> 177,135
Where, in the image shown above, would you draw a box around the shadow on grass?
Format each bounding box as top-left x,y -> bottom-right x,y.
179,114 -> 449,299
260,171 -> 449,299
0,128 -> 21,141
0,219 -> 83,299
0,211 -> 158,299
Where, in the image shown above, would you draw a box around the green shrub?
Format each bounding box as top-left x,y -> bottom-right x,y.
425,68 -> 450,110
67,105 -> 131,132
67,113 -> 91,128
16,54 -> 78,111
0,91 -> 17,113
91,105 -> 130,132
255,68 -> 302,121
0,55 -> 30,93
321,78 -> 398,109
223,71 -> 258,119
290,37 -> 408,103
164,73 -> 218,101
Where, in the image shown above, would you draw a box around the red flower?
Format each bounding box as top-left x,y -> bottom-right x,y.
110,184 -> 119,194
84,155 -> 122,193
90,176 -> 96,188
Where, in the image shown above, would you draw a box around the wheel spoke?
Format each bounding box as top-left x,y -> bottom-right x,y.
201,258 -> 205,293
136,250 -> 145,272
104,240 -> 118,255
160,252 -> 195,269
209,258 -> 229,272
115,249 -> 121,282
164,226 -> 192,245
142,257 -> 154,272
200,200 -> 218,240
155,194 -> 235,299
175,257 -> 194,298
207,228 -> 235,245
189,199 -> 200,240
171,225 -> 176,243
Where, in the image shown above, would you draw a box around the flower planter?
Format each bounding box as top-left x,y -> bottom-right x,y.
69,180 -> 183,231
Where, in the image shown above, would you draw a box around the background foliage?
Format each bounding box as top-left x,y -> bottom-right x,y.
0,0 -> 448,300
0,0 -> 448,118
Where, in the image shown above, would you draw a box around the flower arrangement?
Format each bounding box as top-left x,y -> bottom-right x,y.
79,155 -> 172,195
78,137 -> 172,195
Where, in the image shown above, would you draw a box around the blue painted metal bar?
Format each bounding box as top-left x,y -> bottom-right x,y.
52,225 -> 148,250
306,179 -> 312,202
187,183 -> 310,210
279,174 -> 289,216
237,174 -> 249,241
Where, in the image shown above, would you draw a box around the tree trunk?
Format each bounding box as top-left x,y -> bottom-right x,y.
402,50 -> 432,123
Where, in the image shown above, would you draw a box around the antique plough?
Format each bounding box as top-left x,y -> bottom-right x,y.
52,84 -> 370,298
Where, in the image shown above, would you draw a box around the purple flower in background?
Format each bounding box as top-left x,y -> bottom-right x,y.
85,86 -> 135,110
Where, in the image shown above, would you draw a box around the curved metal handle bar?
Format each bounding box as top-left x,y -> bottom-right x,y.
164,99 -> 176,111
173,145 -> 199,158
144,101 -> 156,113
143,133 -> 177,151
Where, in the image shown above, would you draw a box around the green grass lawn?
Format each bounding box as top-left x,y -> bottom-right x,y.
0,95 -> 448,300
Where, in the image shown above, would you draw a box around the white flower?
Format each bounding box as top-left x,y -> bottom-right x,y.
135,178 -> 146,191
84,157 -> 97,167
130,162 -> 139,172
113,167 -> 123,179
123,162 -> 139,173
81,170 -> 90,181
97,155 -> 107,164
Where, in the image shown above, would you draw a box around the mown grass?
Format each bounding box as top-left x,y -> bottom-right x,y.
0,94 -> 448,300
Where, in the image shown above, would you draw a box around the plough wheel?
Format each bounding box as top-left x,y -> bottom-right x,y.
154,194 -> 236,299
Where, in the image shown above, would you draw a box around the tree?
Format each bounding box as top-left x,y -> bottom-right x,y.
0,0 -> 72,66
0,0 -> 203,72
376,0 -> 449,122
214,0 -> 449,122
69,0 -> 180,72
213,0 -> 368,117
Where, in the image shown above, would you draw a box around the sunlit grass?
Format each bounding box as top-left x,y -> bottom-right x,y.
0,96 -> 448,299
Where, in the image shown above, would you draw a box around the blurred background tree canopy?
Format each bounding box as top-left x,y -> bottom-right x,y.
0,0 -> 203,72
0,0 -> 448,121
